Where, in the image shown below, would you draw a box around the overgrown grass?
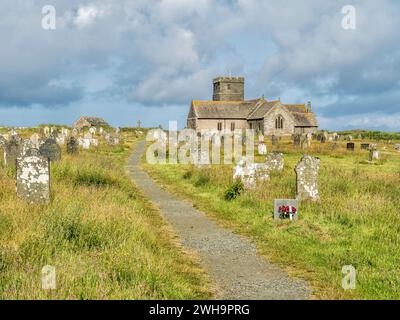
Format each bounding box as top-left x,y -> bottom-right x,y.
144,138 -> 400,299
0,133 -> 210,300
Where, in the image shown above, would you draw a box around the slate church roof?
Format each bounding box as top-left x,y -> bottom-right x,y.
190,99 -> 318,127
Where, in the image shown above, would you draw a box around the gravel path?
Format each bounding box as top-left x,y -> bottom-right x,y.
127,141 -> 311,299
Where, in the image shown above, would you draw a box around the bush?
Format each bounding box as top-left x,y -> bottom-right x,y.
194,172 -> 210,187
224,180 -> 244,201
183,170 -> 193,180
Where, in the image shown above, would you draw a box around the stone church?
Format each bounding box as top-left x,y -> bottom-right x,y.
187,77 -> 318,136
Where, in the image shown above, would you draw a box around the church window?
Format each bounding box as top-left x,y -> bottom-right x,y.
231,122 -> 235,131
275,116 -> 284,129
217,122 -> 223,131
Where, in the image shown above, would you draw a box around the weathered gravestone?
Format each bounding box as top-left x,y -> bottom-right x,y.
3,136 -> 21,168
274,199 -> 298,221
233,158 -> 269,189
79,138 -> 91,150
16,148 -> 50,204
321,132 -> 328,143
346,142 -> 355,151
66,137 -> 79,154
265,152 -> 284,171
361,143 -> 370,150
295,155 -> 320,202
369,150 -> 380,162
271,135 -> 278,146
90,139 -> 99,147
39,138 -> 61,162
30,134 -> 41,149
257,143 -> 267,155
293,134 -> 301,147
300,134 -> 309,150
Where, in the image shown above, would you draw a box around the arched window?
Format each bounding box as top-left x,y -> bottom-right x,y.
275,116 -> 284,129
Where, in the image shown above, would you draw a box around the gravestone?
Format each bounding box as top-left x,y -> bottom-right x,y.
369,150 -> 380,162
80,138 -> 91,149
300,134 -> 308,149
90,139 -> 99,147
39,138 -> 61,162
233,158 -> 269,189
89,127 -> 97,135
0,135 -> 6,149
30,134 -> 41,149
84,133 -> 93,140
258,135 -> 264,143
66,137 -> 79,154
274,199 -> 298,221
43,127 -> 50,137
361,143 -> 370,150
395,144 -> 400,151
295,155 -> 320,202
106,134 -> 120,145
293,134 -> 301,146
265,152 -> 284,171
346,142 -> 355,151
16,148 -> 50,204
3,136 -> 21,168
56,135 -> 65,145
271,135 -> 278,146
72,128 -> 78,136
257,143 -> 267,155
321,132 -> 328,143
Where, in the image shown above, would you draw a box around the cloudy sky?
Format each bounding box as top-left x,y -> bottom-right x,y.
0,0 -> 399,130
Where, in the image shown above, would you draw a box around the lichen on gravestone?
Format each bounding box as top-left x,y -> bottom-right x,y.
295,155 -> 320,202
39,138 -> 61,162
16,148 -> 50,204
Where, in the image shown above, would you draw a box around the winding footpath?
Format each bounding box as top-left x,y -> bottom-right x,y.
127,141 -> 311,299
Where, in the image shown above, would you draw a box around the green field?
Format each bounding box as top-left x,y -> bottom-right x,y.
0,130 -> 210,299
144,138 -> 400,299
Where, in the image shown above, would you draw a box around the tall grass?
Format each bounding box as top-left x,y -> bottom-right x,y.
0,135 -> 210,300
144,138 -> 400,299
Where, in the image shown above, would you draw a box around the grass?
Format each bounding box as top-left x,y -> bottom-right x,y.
0,131 -> 210,300
143,138 -> 400,300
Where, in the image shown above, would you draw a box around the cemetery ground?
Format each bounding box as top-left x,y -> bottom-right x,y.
0,128 -> 210,299
143,138 -> 400,300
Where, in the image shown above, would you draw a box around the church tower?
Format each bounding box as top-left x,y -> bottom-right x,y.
212,76 -> 244,101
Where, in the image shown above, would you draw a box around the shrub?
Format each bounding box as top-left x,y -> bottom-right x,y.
224,180 -> 244,201
194,172 -> 210,187
183,169 -> 193,180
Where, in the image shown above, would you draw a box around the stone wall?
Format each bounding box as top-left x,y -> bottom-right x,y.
212,77 -> 244,101
196,119 -> 248,131
264,107 -> 295,136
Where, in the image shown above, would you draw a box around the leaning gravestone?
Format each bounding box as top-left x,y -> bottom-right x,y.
346,142 -> 355,151
274,199 -> 298,221
16,148 -> 50,204
265,152 -> 284,171
295,155 -> 320,202
39,138 -> 61,162
233,158 -> 269,189
66,137 -> 79,154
